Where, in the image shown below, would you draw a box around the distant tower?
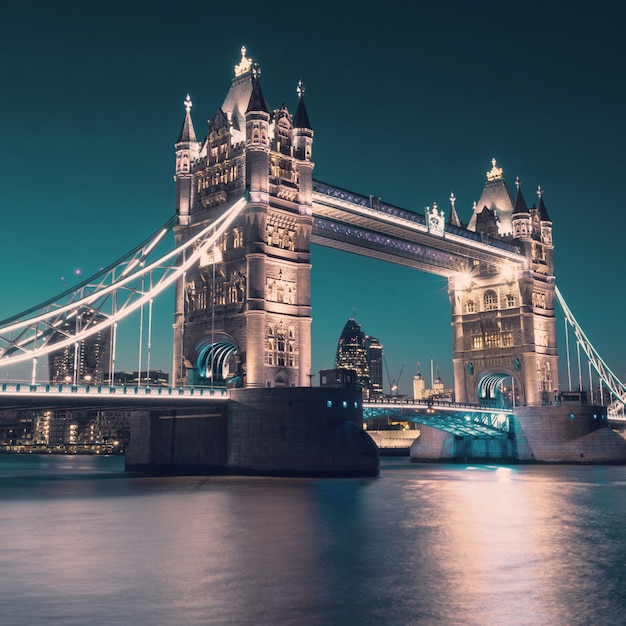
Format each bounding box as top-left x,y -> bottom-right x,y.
335,319 -> 371,393
365,335 -> 384,396
172,47 -> 314,388
413,363 -> 425,400
450,161 -> 558,406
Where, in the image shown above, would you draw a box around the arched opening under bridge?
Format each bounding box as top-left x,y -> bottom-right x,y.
476,371 -> 521,408
190,334 -> 243,388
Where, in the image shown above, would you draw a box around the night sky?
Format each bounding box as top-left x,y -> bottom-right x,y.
1,1 -> 625,394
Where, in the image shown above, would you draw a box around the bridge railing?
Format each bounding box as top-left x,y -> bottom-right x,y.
0,382 -> 229,399
363,396 -> 515,414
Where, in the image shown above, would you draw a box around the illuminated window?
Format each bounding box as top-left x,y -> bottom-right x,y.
472,336 -> 483,350
484,331 -> 500,348
483,290 -> 498,311
502,332 -> 513,347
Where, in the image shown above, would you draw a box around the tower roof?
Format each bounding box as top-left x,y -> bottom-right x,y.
447,193 -> 462,227
293,80 -> 312,130
536,187 -> 551,222
337,318 -> 364,346
221,46 -> 256,141
246,69 -> 270,114
467,158 -> 515,236
513,177 -> 529,215
176,94 -> 197,144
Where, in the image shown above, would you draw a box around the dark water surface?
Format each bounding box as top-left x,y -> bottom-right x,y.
1,454 -> 625,625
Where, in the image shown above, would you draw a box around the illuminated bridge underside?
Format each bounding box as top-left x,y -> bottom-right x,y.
311,181 -> 525,276
363,401 -> 512,437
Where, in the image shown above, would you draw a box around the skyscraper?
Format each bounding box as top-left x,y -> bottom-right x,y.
48,309 -> 111,384
365,335 -> 383,396
335,319 -> 370,392
335,318 -> 384,397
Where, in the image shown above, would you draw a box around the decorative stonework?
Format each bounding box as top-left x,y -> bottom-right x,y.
234,46 -> 253,77
486,158 -> 503,181
425,203 -> 445,236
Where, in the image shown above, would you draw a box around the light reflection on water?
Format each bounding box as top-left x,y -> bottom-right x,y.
0,455 -> 625,625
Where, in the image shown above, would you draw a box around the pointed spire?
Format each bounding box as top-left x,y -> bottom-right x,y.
246,65 -> 270,113
447,192 -> 462,227
293,79 -> 312,129
537,186 -> 551,222
177,94 -> 197,143
513,176 -> 529,214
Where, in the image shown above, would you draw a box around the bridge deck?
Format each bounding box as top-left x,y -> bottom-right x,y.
363,398 -> 513,436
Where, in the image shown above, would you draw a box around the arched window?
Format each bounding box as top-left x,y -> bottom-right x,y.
483,290 -> 498,311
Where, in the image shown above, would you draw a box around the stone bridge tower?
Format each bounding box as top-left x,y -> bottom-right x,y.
449,160 -> 559,406
172,48 -> 314,389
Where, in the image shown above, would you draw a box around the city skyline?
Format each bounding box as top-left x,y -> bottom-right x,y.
1,2 -> 625,395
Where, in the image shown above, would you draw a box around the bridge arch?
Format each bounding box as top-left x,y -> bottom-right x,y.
189,333 -> 243,387
475,369 -> 521,408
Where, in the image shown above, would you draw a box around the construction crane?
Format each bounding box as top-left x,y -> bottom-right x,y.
384,355 -> 406,396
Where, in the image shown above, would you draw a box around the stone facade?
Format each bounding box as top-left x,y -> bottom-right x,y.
172,48 -> 314,390
451,163 -> 558,406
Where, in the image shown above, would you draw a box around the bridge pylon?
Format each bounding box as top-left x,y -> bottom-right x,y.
172,48 -> 314,389
450,165 -> 559,406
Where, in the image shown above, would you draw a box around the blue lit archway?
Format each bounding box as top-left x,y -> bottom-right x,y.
191,334 -> 243,387
476,371 -> 519,408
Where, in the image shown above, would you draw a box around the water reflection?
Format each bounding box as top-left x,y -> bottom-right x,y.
0,456 -> 625,625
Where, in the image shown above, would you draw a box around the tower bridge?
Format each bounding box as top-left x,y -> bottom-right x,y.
0,47 -> 625,472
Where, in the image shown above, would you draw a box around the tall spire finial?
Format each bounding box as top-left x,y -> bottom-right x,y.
537,185 -> 543,198
486,158 -> 504,181
297,79 -> 305,98
515,176 -> 520,190
234,45 -> 253,77
184,94 -> 192,113
450,192 -> 456,208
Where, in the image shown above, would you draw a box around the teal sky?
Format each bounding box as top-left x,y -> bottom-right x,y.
1,1 -> 625,394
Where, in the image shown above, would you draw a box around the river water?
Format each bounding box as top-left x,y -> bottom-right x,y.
0,455 -> 625,626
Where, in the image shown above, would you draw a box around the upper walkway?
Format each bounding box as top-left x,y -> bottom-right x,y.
311,180 -> 525,276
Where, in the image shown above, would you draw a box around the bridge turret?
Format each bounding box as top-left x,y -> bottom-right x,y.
245,66 -> 271,200
293,81 -> 314,217
511,177 -> 531,240
173,48 -> 314,390
537,187 -> 553,250
451,163 -> 559,407
174,94 -> 200,226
